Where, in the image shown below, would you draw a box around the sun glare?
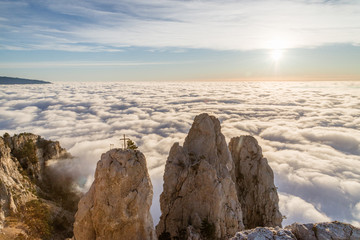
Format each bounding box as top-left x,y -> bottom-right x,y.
267,38 -> 287,63
271,49 -> 283,62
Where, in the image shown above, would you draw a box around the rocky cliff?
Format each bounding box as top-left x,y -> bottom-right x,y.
2,132 -> 70,182
0,133 -> 75,239
229,136 -> 282,229
231,221 -> 360,240
156,113 -> 244,239
73,149 -> 155,240
0,136 -> 36,228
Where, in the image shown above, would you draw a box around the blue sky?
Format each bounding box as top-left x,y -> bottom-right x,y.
0,0 -> 359,82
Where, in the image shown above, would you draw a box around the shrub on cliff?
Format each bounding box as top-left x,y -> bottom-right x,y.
13,139 -> 38,164
127,139 -> 138,150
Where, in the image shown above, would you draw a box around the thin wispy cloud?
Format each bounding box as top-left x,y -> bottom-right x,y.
1,0 -> 360,51
0,60 -> 185,68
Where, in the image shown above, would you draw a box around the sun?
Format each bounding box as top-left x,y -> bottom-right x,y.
268,38 -> 287,63
271,49 -> 283,62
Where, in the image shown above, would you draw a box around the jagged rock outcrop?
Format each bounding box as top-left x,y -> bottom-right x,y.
231,226 -> 295,240
2,132 -> 70,182
0,137 -> 36,228
0,133 -> 70,228
286,221 -> 360,240
156,113 -> 244,239
0,133 -> 75,239
231,221 -> 360,240
229,136 -> 282,229
73,149 -> 155,240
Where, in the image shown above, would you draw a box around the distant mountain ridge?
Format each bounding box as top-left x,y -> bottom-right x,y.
0,76 -> 51,84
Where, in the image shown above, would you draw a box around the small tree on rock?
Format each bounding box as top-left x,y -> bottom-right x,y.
127,139 -> 138,150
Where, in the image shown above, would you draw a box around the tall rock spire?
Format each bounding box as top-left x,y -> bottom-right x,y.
229,136 -> 282,229
73,149 -> 155,240
156,113 -> 244,239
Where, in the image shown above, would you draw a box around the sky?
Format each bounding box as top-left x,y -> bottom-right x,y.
0,81 -> 359,228
1,0 -> 360,234
0,0 -> 360,82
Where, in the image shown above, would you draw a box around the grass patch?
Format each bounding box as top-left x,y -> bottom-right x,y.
19,200 -> 53,239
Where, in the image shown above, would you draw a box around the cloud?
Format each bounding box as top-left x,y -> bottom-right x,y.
301,129 -> 360,155
0,61 -> 184,69
1,0 -> 360,51
0,81 -> 360,227
279,193 -> 331,224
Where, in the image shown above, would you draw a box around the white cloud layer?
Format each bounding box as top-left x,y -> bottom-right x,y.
1,0 -> 360,51
0,81 -> 360,227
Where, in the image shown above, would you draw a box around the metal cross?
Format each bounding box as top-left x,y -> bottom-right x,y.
120,134 -> 130,150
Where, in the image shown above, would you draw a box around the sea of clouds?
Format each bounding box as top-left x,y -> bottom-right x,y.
1,81 -> 359,227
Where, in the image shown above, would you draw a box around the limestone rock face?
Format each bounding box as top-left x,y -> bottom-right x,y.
156,113 -> 244,239
3,133 -> 70,181
231,227 -> 296,240
229,136 -> 282,229
286,222 -> 360,240
231,221 -> 360,240
0,133 -> 74,238
0,137 -> 35,228
73,149 -> 155,240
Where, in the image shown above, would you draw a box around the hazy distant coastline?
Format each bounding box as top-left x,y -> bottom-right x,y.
0,76 -> 51,85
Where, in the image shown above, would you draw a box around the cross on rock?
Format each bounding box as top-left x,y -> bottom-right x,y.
120,134 -> 130,150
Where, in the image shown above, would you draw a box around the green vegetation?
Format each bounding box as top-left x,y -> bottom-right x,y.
13,139 -> 38,164
158,232 -> 171,240
176,228 -> 187,240
200,218 -> 216,240
18,132 -> 34,137
127,139 -> 138,150
2,132 -> 11,148
312,225 -> 318,237
19,200 -> 53,239
3,132 -> 10,138
37,138 -> 52,149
